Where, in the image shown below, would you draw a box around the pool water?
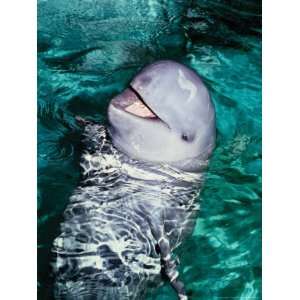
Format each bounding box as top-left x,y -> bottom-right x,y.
37,0 -> 261,299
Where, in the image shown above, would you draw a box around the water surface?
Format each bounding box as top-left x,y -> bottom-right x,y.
38,0 -> 261,299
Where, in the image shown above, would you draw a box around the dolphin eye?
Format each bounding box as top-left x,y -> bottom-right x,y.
182,134 -> 189,141
182,134 -> 195,142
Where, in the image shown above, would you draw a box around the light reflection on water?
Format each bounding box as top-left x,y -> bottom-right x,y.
38,0 -> 261,299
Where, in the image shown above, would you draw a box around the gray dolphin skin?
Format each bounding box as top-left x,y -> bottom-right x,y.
51,60 -> 216,300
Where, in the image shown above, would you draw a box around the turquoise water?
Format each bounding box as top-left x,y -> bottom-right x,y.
38,0 -> 261,299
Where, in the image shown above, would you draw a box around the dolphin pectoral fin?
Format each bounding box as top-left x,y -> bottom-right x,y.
157,236 -> 188,300
146,211 -> 188,299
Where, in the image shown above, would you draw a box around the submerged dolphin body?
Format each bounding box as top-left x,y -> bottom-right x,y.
51,60 -> 216,299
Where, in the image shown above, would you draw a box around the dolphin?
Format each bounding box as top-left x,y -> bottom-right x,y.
51,60 -> 216,300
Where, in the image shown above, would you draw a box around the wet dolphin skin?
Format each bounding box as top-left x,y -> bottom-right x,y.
51,60 -> 216,300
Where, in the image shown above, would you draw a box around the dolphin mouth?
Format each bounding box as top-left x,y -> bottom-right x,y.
111,87 -> 159,119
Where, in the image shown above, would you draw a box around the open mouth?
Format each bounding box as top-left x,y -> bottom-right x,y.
111,86 -> 158,119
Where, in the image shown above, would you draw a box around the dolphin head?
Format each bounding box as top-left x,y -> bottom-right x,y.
108,60 -> 216,171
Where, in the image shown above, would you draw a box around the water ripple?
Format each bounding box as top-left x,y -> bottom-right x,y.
38,0 -> 261,299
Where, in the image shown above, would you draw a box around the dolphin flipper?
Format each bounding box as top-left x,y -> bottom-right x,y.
147,211 -> 188,300
158,236 -> 187,300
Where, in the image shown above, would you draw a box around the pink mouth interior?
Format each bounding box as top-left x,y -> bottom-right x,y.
112,88 -> 157,119
124,98 -> 156,118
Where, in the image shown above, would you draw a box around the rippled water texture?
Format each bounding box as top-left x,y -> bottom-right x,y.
38,0 -> 261,299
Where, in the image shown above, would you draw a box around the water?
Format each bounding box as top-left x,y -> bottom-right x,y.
37,0 -> 261,299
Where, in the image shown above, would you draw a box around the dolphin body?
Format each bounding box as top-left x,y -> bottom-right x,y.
51,60 -> 216,300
